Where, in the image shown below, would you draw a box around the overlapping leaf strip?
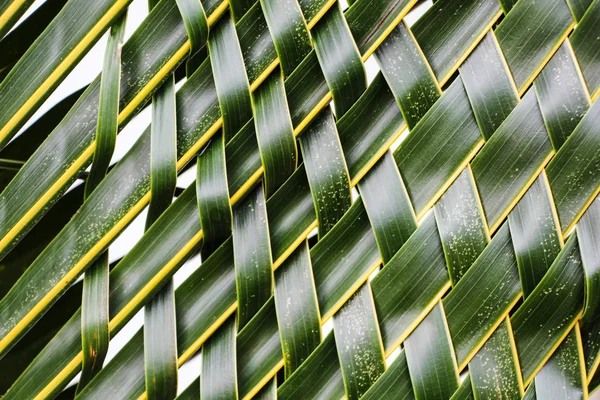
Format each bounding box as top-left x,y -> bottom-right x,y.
1,0 -> 600,398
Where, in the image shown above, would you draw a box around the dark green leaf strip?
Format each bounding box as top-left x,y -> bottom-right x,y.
336,72 -> 406,183
576,196 -> 600,377
299,108 -> 351,238
78,251 -> 111,392
208,11 -> 253,142
0,0 -> 135,149
534,327 -> 587,399
495,0 -> 575,93
197,131 -> 233,259
433,167 -> 489,285
411,0 -> 502,84
233,184 -> 274,329
260,0 -> 312,77
278,333 -> 345,400
404,303 -> 459,399
311,3 -> 366,117
253,68 -> 298,197
146,77 -> 178,229
394,78 -> 484,217
468,319 -> 524,399
443,223 -> 521,369
358,152 -> 417,265
273,241 -> 321,378
141,3 -> 181,390
471,89 -> 554,233
143,61 -> 179,400
332,284 -> 385,399
371,214 -> 450,353
311,199 -> 380,321
375,22 -> 441,130
362,350 -> 415,400
511,234 -> 585,384
546,97 -> 600,234
84,13 -> 127,199
78,328 -> 146,399
144,280 -> 178,400
571,0 -> 600,99
201,315 -> 238,400
175,0 -> 208,75
236,298 -> 283,399
534,41 -> 591,150
459,31 -> 519,140
508,173 -> 563,299
78,12 -> 127,392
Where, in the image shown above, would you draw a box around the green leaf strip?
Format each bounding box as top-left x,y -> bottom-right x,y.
508,173 -> 563,299
143,57 -> 179,400
299,108 -> 351,238
233,184 -> 274,329
253,68 -> 298,197
469,319 -> 524,399
511,234 -> 585,384
471,89 -> 553,232
534,327 -> 587,399
495,0 -> 575,92
273,241 -> 321,378
333,284 -> 385,399
78,12 -> 128,392
208,11 -> 253,142
404,303 -> 459,399
547,97 -> 600,234
533,41 -> 591,151
196,131 -> 233,259
375,22 -> 441,130
358,152 -> 417,265
312,2 -> 366,117
458,31 -> 519,140
433,167 -> 489,285
443,223 -> 521,368
260,0 -> 312,77
278,333 -> 345,400
362,349 -> 415,400
144,279 -> 179,399
201,315 -> 238,399
175,0 -> 209,75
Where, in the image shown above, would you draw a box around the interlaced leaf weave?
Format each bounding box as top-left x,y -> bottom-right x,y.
0,0 -> 599,399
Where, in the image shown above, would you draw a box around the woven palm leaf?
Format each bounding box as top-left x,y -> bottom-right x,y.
0,0 -> 599,398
